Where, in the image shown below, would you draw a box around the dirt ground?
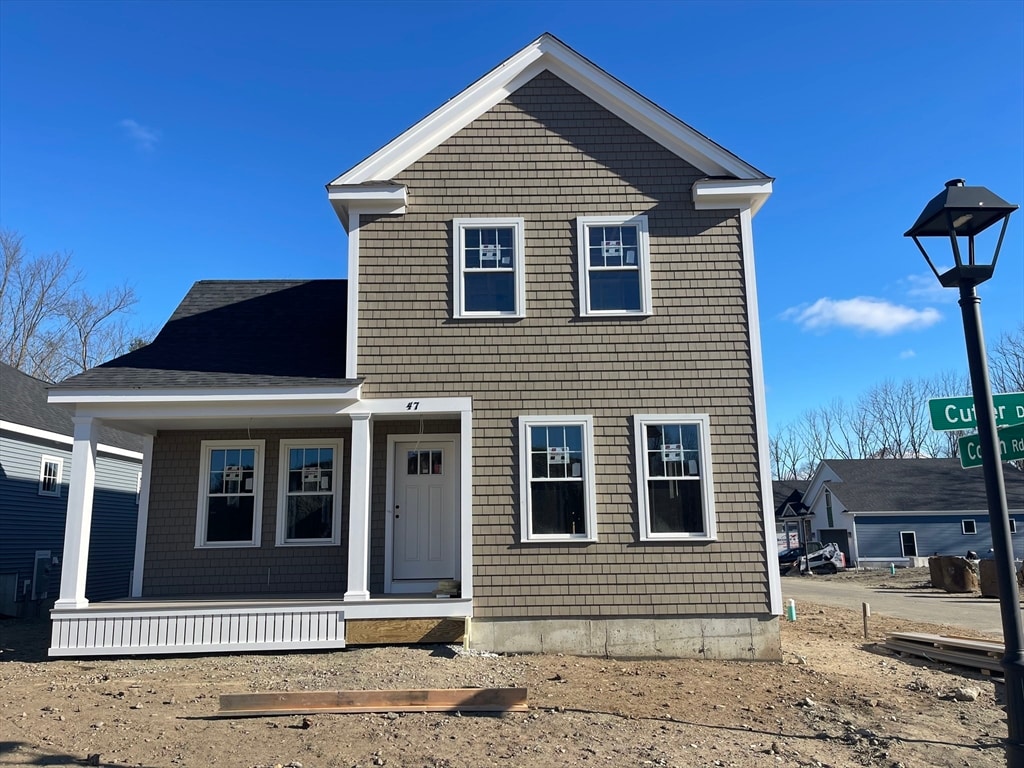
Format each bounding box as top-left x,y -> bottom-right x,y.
0,569 -> 1010,768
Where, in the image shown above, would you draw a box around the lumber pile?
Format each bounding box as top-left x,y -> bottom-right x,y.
881,632 -> 1003,675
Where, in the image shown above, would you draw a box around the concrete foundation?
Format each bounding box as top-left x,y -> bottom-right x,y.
469,615 -> 781,660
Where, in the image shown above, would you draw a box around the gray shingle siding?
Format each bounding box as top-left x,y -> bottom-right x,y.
856,514 -> 1024,560
356,71 -> 769,619
142,427 -> 351,597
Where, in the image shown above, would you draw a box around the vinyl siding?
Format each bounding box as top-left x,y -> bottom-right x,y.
855,514 -> 1024,560
0,431 -> 141,606
356,71 -> 770,619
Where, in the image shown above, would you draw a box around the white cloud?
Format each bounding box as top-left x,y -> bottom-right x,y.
899,349 -> 917,359
119,119 -> 160,151
903,272 -> 955,303
782,297 -> 942,335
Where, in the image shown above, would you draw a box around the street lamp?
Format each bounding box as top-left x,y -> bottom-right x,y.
906,178 -> 1021,763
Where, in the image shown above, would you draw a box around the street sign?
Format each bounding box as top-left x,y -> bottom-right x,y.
929,392 -> 1024,431
959,423 -> 1024,469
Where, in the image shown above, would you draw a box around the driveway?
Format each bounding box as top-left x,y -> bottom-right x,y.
781,576 -> 1010,635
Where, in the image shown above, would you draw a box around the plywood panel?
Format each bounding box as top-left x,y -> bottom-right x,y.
345,618 -> 464,645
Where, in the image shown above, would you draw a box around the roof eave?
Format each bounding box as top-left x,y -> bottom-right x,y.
327,184 -> 408,229
692,177 -> 774,216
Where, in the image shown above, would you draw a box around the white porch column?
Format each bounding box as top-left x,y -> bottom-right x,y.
55,416 -> 99,609
345,413 -> 372,601
131,434 -> 155,597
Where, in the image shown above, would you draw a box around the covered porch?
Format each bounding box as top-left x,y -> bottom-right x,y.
46,386 -> 475,657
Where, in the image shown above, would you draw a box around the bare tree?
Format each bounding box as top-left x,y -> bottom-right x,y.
990,325 -> 1024,395
0,229 -> 144,382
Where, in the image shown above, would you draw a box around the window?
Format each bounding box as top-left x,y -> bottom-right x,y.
453,217 -> 525,318
962,519 -> 977,535
38,456 -> 63,497
1012,519 -> 1019,535
633,415 -> 716,540
276,439 -> 343,546
519,415 -> 597,542
195,440 -> 264,548
900,530 -> 918,557
577,215 -> 652,316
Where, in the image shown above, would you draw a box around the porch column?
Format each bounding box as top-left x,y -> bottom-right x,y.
131,434 -> 155,597
55,416 -> 99,610
345,413 -> 372,601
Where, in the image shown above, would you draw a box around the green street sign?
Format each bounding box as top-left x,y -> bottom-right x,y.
929,392 -> 1024,431
959,423 -> 1024,469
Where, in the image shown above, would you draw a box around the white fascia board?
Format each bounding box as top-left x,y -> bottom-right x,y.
331,34 -> 765,187
48,385 -> 361,405
692,178 -> 774,216
327,184 -> 407,229
0,419 -> 144,461
346,397 -> 473,416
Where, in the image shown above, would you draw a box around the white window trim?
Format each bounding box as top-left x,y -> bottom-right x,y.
38,455 -> 63,497
519,415 -> 597,543
633,414 -> 717,542
900,530 -> 918,557
452,217 -> 526,319
275,438 -> 344,547
962,519 -> 977,535
576,214 -> 653,317
195,439 -> 265,549
1012,519 -> 1018,535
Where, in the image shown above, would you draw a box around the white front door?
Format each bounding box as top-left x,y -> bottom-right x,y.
392,440 -> 456,583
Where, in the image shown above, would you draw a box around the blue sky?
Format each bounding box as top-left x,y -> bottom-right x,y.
1,0 -> 1021,431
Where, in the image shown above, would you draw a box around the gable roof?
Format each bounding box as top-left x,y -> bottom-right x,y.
773,479 -> 809,518
0,362 -> 143,452
52,280 -> 355,391
328,33 -> 770,196
821,458 -> 1024,512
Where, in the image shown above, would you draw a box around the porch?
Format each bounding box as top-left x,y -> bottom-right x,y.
49,594 -> 472,656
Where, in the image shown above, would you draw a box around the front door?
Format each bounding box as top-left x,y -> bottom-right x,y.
392,441 -> 457,583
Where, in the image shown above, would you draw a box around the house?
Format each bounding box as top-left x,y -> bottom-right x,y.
801,458 -> 1024,567
45,33 -> 781,658
0,362 -> 144,616
773,479 -> 811,550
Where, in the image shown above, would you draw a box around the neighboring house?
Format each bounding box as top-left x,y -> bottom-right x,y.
0,362 -> 144,616
801,458 -> 1024,567
45,33 -> 781,658
773,479 -> 811,550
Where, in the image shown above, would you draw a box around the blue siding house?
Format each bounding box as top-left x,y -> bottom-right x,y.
0,363 -> 144,616
801,458 -> 1024,568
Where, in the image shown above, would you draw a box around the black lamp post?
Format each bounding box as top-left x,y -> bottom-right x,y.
906,179 -> 1021,763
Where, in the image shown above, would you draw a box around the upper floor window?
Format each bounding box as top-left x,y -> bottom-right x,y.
519,415 -> 597,542
195,440 -> 264,548
453,217 -> 525,318
577,215 -> 652,316
633,414 -> 716,541
276,439 -> 343,546
38,456 -> 63,497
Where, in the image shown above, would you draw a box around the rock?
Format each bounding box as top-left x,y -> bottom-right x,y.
950,687 -> 981,702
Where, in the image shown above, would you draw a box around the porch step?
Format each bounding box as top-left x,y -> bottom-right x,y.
345,618 -> 465,645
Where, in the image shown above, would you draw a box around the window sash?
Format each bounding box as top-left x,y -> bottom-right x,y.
520,416 -> 596,542
196,440 -> 264,548
453,218 -> 525,318
276,440 -> 343,546
38,457 -> 62,496
634,415 -> 715,541
577,215 -> 651,315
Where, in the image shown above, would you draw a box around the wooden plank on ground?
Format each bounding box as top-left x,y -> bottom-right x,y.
881,640 -> 1003,673
888,632 -> 1003,655
345,618 -> 464,645
219,687 -> 527,717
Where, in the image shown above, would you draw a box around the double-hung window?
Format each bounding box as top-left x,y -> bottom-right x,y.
633,415 -> 716,540
577,215 -> 652,316
276,439 -> 343,546
38,456 -> 63,497
453,217 -> 525,318
195,440 -> 264,548
519,415 -> 597,542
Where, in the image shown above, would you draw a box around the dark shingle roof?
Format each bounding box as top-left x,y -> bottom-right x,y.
0,362 -> 143,452
823,458 -> 1024,511
773,479 -> 809,517
53,280 -> 355,390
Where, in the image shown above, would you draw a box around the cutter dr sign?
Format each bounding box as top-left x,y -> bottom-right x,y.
928,392 -> 1024,468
